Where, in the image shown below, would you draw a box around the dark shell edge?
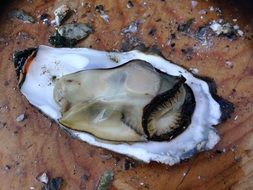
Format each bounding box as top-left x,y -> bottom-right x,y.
13,47 -> 38,88
142,76 -> 196,141
194,75 -> 235,122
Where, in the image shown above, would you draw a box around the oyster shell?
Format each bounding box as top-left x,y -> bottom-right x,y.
14,45 -> 234,165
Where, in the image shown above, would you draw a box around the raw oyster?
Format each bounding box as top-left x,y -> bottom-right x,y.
54,60 -> 195,142
13,45 -> 234,165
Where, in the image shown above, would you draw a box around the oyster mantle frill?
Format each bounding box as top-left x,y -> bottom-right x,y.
14,45 -> 233,165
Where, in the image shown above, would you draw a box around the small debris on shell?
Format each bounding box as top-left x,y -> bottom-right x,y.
51,5 -> 70,26
97,171 -> 114,190
57,23 -> 93,40
95,5 -> 109,23
10,9 -> 35,24
0,122 -> 7,128
100,14 -> 109,23
189,68 -> 199,74
39,13 -> 50,25
237,30 -> 244,37
100,154 -> 113,161
197,175 -> 203,180
49,23 -> 93,47
225,61 -> 233,69
48,31 -> 78,48
95,5 -> 104,14
37,172 -> 49,184
181,47 -> 194,60
41,177 -> 64,190
0,105 -> 9,113
215,149 -> 223,154
210,21 -> 244,38
123,159 -> 135,170
234,156 -> 242,162
177,18 -> 195,33
108,53 -> 120,63
3,165 -> 11,172
4,164 -> 10,170
121,35 -> 142,51
198,9 -> 207,15
148,28 -> 157,36
16,113 -> 26,122
210,22 -> 222,33
196,24 -> 213,46
230,145 -> 237,152
191,1 -> 198,8
127,1 -> 134,8
122,21 -> 139,34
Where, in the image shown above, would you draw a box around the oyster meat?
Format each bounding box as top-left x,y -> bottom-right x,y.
54,60 -> 195,142
14,45 -> 233,165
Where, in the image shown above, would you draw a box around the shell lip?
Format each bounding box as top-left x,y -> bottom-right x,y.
13,48 -> 37,88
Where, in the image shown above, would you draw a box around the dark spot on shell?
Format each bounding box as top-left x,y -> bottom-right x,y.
196,24 -> 211,41
48,31 -> 78,48
95,5 -> 104,14
181,48 -> 194,60
170,43 -> 176,48
148,28 -> 157,36
127,1 -> 134,8
170,33 -> 176,39
177,18 -> 195,33
51,75 -> 57,81
41,177 -> 64,190
124,159 -> 135,170
215,149 -> 223,154
13,48 -> 37,86
39,13 -> 50,21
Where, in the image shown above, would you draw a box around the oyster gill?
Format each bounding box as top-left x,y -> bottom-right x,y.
54,60 -> 195,142
14,45 -> 234,165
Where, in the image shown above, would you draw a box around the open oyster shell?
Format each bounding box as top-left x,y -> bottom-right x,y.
14,45 -> 233,165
